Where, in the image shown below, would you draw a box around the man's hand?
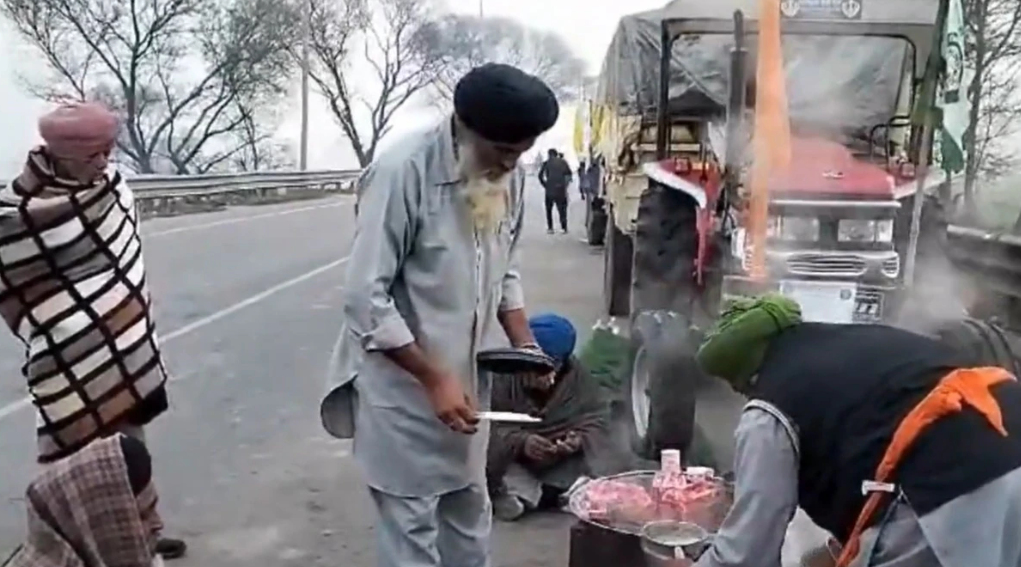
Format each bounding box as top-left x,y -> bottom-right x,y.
423,372 -> 478,434
523,434 -> 558,463
558,431 -> 583,455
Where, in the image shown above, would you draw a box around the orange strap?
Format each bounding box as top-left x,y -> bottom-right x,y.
835,367 -> 1013,567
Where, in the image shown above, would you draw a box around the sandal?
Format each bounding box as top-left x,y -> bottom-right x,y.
155,538 -> 187,560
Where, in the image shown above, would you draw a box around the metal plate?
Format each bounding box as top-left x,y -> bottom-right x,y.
476,348 -> 556,376
780,0 -> 863,20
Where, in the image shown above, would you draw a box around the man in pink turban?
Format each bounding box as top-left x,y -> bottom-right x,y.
37,101 -> 119,184
0,102 -> 185,559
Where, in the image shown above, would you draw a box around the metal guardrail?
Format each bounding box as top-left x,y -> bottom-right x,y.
1,169 -> 363,198
945,224 -> 1021,302
126,169 -> 362,197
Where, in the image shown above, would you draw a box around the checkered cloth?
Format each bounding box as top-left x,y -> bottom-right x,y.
0,149 -> 168,463
5,436 -> 161,567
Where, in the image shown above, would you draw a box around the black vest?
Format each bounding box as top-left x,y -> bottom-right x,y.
752,323 -> 1021,540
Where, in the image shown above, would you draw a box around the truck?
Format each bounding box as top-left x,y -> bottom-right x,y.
587,0 -> 947,460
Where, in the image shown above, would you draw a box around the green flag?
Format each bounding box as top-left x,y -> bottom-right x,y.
910,0 -> 946,126
939,0 -> 971,173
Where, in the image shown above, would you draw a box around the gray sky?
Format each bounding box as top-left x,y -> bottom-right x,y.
0,0 -> 663,175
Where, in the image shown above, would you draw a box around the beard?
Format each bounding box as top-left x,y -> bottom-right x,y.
457,141 -> 511,234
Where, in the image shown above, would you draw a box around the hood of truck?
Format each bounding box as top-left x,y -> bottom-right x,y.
769,137 -> 895,200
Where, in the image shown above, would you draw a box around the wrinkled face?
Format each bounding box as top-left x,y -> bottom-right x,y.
460,127 -> 534,180
136,483 -> 163,553
52,145 -> 113,184
523,369 -> 557,392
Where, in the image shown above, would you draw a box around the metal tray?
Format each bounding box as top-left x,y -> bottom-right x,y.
476,348 -> 556,376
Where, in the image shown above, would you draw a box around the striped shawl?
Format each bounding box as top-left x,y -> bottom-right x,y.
0,148 -> 168,463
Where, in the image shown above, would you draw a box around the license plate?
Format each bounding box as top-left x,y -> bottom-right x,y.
778,280 -> 857,324
854,292 -> 884,320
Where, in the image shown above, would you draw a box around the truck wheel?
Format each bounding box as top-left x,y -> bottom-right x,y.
934,318 -> 1020,375
632,183 -> 700,316
622,311 -> 698,461
604,210 -> 632,317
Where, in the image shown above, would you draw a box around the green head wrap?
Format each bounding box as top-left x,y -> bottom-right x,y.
696,293 -> 802,389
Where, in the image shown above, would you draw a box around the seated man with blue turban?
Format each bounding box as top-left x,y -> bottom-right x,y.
487,313 -> 612,521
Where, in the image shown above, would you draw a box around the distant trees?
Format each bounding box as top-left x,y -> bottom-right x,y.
299,4 -> 586,168
960,0 -> 1021,213
2,0 -> 586,173
2,0 -> 298,173
417,14 -> 587,102
299,0 -> 440,168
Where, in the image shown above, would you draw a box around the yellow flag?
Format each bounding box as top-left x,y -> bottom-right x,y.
573,103 -> 585,155
748,0 -> 792,280
590,102 -> 603,148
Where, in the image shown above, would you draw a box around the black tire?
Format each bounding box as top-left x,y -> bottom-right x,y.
604,210 -> 633,317
631,183 -> 701,317
622,312 -> 699,461
934,318 -> 1021,375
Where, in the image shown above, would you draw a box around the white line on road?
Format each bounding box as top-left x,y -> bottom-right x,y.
0,256 -> 350,422
145,201 -> 349,239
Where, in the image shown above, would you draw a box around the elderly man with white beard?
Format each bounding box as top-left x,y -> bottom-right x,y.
320,63 -> 559,567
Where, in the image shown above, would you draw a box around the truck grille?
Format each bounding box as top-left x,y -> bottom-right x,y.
785,254 -> 867,277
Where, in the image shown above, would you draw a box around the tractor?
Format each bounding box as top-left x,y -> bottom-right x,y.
588,0 -> 947,461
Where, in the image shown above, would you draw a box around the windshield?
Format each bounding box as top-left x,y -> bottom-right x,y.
598,32 -> 914,145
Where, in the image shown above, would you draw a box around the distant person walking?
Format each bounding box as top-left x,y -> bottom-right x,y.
538,149 -> 572,234
577,160 -> 589,200
586,158 -> 603,199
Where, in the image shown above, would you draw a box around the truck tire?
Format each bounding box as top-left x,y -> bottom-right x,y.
622,311 -> 698,461
604,210 -> 633,317
934,318 -> 1021,375
631,183 -> 701,316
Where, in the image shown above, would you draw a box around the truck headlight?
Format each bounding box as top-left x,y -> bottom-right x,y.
838,219 -> 894,243
768,216 -> 820,241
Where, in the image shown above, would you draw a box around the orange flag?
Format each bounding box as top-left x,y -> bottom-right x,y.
748,0 -> 792,280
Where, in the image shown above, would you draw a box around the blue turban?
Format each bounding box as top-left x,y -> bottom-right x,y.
529,313 -> 577,365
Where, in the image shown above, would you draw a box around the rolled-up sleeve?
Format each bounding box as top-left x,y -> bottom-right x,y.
695,404 -> 800,567
342,164 -> 417,352
499,172 -> 526,312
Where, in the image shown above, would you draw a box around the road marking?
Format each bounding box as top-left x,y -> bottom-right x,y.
145,201 -> 349,238
0,256 -> 350,422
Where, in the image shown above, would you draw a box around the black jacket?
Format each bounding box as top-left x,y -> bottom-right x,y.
539,157 -> 572,197
752,323 -> 1021,540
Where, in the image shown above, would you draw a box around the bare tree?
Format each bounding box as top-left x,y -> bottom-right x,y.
226,104 -> 296,171
2,0 -> 297,174
960,0 -> 1021,214
417,15 -> 587,102
301,0 -> 439,168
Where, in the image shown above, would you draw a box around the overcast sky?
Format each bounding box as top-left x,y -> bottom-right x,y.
0,0 -> 664,175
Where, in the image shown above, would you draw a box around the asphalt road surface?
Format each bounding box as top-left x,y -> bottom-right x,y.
0,182 -> 624,566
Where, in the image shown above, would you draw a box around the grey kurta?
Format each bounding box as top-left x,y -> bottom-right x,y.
696,401 -> 1021,567
320,118 -> 527,498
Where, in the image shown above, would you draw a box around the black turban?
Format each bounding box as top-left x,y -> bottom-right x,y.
454,63 -> 559,144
